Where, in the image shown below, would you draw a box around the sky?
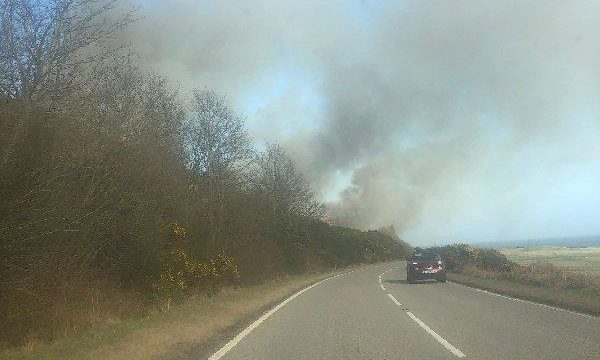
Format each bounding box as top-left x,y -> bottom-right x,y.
126,0 -> 600,245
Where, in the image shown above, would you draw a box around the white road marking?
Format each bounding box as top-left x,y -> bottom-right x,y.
377,267 -> 398,285
381,267 -> 466,358
387,293 -> 402,306
449,281 -> 598,320
406,311 -> 466,357
380,284 -> 387,291
379,268 -> 395,277
208,271 -> 352,360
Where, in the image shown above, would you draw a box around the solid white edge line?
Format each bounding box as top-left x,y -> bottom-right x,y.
387,293 -> 402,306
406,311 -> 466,358
207,271 -> 352,360
449,281 -> 598,320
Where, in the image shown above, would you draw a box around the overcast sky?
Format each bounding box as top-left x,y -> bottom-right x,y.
128,0 -> 600,245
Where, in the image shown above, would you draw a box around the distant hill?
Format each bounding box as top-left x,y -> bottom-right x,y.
474,235 -> 600,249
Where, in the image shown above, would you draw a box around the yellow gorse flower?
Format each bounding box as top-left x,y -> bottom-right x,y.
170,223 -> 187,239
153,245 -> 240,302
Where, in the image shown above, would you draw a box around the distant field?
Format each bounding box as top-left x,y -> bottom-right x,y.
500,247 -> 600,275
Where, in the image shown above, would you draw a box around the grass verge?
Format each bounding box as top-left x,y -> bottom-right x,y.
500,246 -> 600,275
0,267 -> 357,360
448,272 -> 600,316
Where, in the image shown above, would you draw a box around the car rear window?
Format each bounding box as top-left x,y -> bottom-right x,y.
411,252 -> 439,261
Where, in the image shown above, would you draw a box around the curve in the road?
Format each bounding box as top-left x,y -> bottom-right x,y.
208,270 -> 356,360
206,262 -> 599,360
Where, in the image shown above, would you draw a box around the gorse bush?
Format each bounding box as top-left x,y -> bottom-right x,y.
153,248 -> 240,305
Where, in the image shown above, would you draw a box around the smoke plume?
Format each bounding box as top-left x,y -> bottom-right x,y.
124,0 -> 600,243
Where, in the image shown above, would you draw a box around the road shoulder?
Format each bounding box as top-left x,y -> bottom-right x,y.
448,272 -> 599,317
1,270 -> 356,360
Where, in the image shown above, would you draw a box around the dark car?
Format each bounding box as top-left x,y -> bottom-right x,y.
406,248 -> 446,283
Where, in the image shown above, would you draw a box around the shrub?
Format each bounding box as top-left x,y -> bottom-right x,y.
475,248 -> 512,271
443,244 -> 600,294
434,244 -> 512,272
435,244 -> 478,271
152,223 -> 240,305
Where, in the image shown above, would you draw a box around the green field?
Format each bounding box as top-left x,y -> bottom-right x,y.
500,247 -> 600,275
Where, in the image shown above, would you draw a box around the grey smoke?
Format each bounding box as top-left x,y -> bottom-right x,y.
125,0 -> 600,244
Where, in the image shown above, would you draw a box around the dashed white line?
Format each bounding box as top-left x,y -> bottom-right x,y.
208,271 -> 352,360
380,267 -> 466,358
380,284 -> 387,291
406,311 -> 466,357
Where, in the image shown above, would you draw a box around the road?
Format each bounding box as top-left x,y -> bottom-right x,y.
208,262 -> 600,359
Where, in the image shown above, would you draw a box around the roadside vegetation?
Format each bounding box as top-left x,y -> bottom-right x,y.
0,0 -> 411,352
435,244 -> 600,315
1,270 -> 357,360
501,246 -> 600,275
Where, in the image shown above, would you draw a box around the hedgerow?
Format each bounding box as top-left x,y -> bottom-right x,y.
0,1 -> 411,347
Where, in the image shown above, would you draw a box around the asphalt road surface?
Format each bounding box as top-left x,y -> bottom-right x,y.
208,262 -> 599,359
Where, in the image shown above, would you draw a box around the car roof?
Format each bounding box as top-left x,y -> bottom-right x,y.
411,249 -> 439,258
412,247 -> 437,254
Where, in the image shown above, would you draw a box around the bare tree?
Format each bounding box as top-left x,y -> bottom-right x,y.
186,89 -> 253,251
187,89 -> 253,181
0,0 -> 135,102
255,143 -> 324,219
0,0 -> 136,169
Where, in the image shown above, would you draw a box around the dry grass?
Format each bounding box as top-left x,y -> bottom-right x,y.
507,262 -> 600,291
460,262 -> 600,292
500,247 -> 600,275
448,272 -> 600,316
0,271 -> 146,349
449,262 -> 600,316
0,268 -> 354,360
